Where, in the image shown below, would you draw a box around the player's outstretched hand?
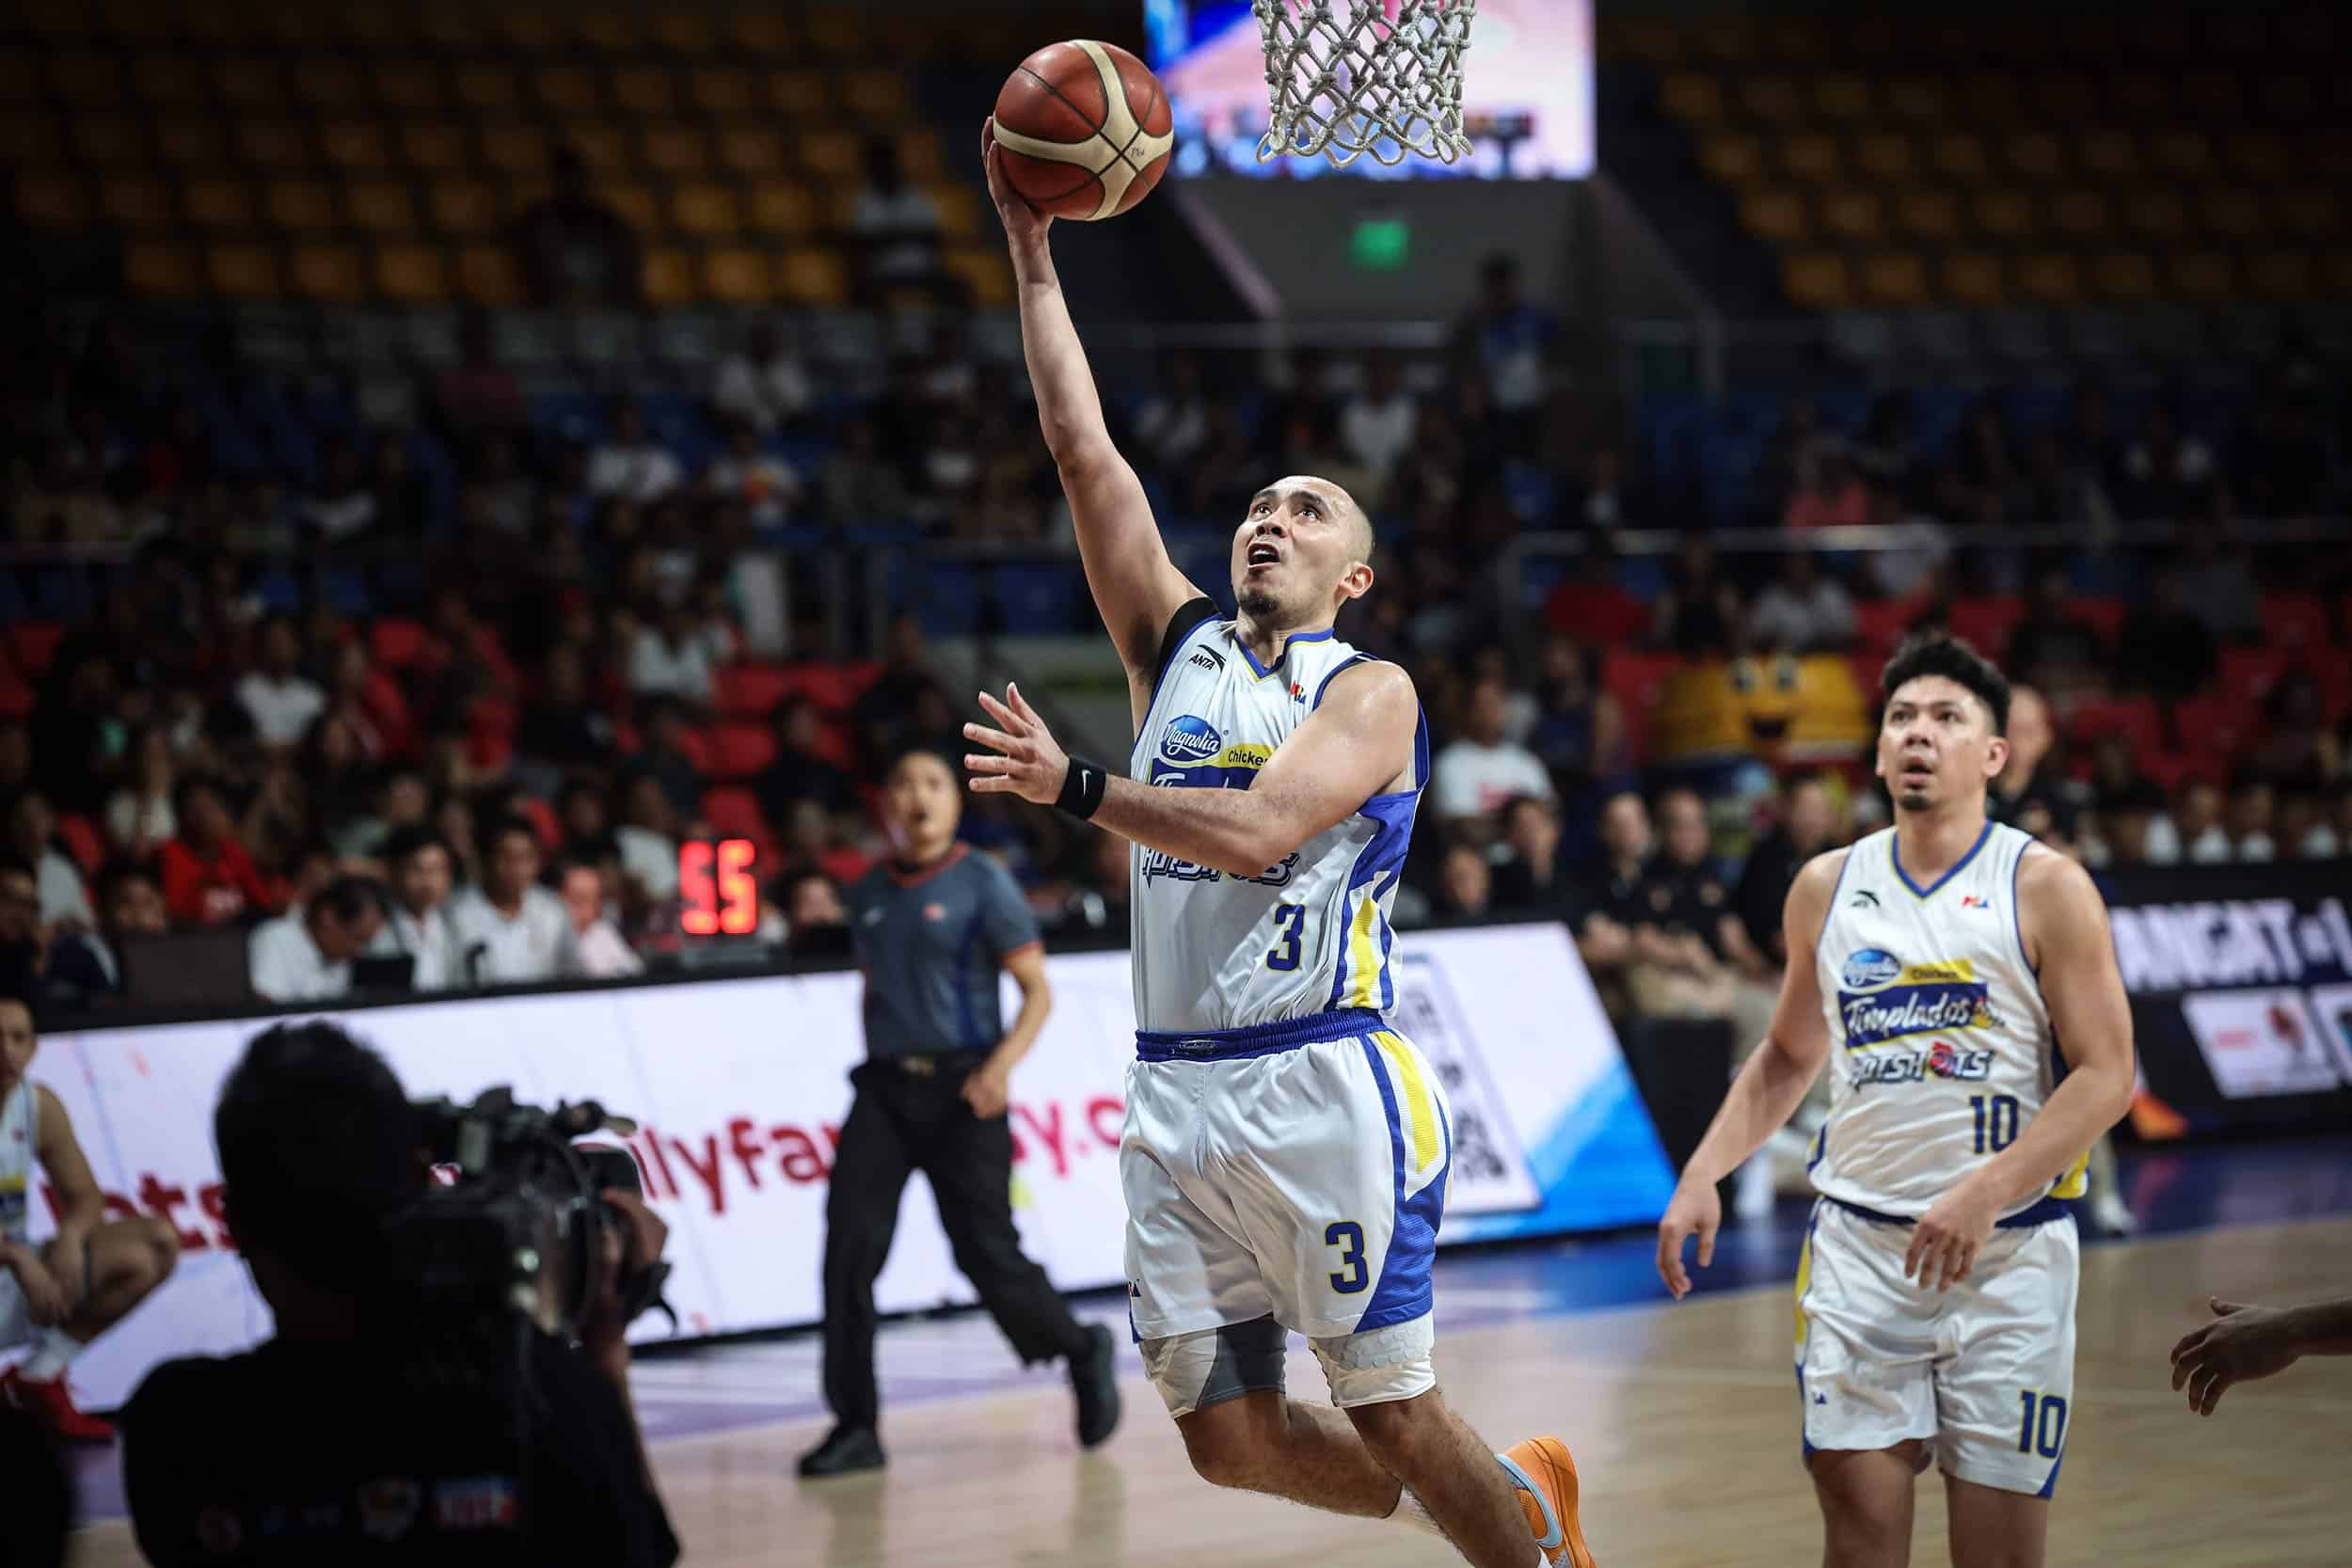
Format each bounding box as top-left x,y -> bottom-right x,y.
982,119 -> 1052,251
1656,1177 -> 1720,1300
1905,1177 -> 1999,1292
2169,1298 -> 2306,1417
965,683 -> 1070,806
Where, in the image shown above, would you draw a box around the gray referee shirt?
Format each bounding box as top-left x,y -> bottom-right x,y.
848,846 -> 1043,1058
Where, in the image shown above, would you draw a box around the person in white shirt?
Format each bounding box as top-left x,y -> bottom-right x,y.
234,617 -> 327,750
446,819 -> 577,987
585,400 -> 683,504
710,321 -> 813,436
105,727 -> 178,859
558,861 -> 643,979
370,826 -> 463,991
704,420 -> 803,528
1432,678 -> 1554,837
4,791 -> 94,931
1339,357 -> 1419,486
628,601 -> 716,706
1746,550 -> 1859,654
851,135 -> 942,285
247,878 -> 384,1003
1134,354 -> 1210,472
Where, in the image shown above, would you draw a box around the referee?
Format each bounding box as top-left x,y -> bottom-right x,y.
796,748 -> 1120,1478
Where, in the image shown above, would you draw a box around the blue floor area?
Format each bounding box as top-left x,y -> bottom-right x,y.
66,1134 -> 2352,1523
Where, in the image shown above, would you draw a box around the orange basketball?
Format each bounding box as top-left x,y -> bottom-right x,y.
992,40 -> 1175,221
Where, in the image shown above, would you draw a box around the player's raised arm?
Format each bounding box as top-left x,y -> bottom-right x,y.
983,121 -> 1200,678
1657,849 -> 1841,1298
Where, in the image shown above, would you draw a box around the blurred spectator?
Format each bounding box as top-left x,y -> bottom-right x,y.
1435,844 -> 1493,921
159,776 -> 281,926
30,646 -> 122,813
1851,391 -> 1915,505
247,877 -> 384,1004
2228,773 -> 2278,863
298,437 -> 376,542
823,418 -> 913,525
1339,357 -> 1418,492
626,703 -> 706,820
2172,777 -> 2231,863
1135,353 -> 1211,472
785,797 -> 872,890
1527,635 -> 1627,784
588,400 -> 684,505
435,308 -> 525,436
76,860 -> 168,997
448,818 -> 575,986
759,696 -> 860,829
2114,399 -> 2217,520
516,146 -> 644,308
2309,780 -> 2352,860
234,616 -> 326,750
558,860 -> 644,979
2115,561 -> 2219,704
0,721 -> 30,797
616,775 -> 684,903
283,840 -> 341,913
706,420 -> 803,528
1451,253 -> 1555,430
517,644 -> 620,776
2274,780 -> 2330,863
1760,395 -> 1821,520
1782,439 -> 1870,531
1433,679 -> 1552,837
4,790 -> 93,930
373,826 -> 461,992
2090,781 -> 2168,867
1626,788 -> 1776,1042
557,777 -> 619,859
1945,399 -> 2026,524
711,321 -> 813,436
2238,375 -> 2330,518
851,135 -> 945,300
369,431 -> 433,537
1569,446 -> 1631,531
628,602 -> 718,708
2174,526 -> 2263,644
779,867 -> 850,955
1991,684 -> 2080,853
335,766 -> 430,863
2088,733 -> 2175,863
2249,672 -> 2331,781
1488,795 -> 1568,913
0,854 -> 108,1007
1736,775 -> 1841,964
2005,565 -> 2107,698
1652,535 -> 1743,656
1746,551 -> 1857,654
299,714 -> 373,849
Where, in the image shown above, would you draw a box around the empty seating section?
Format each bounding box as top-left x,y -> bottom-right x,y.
4,3 -> 1025,306
1616,5 -> 2352,308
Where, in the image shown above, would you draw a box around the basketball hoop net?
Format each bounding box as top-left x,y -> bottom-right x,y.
1251,0 -> 1477,167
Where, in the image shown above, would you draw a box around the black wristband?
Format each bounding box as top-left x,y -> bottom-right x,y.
1055,755 -> 1109,820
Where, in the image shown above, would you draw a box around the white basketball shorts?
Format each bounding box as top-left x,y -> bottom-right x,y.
1122,1007 -> 1452,1347
1796,1197 -> 2080,1497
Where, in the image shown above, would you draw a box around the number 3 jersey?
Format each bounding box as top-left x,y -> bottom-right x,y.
1809,821 -> 2089,1221
1127,609 -> 1426,1036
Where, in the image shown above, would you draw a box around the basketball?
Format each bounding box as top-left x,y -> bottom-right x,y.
991,40 -> 1175,221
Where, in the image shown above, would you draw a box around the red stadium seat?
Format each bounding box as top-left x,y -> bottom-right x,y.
0,679 -> 28,719
7,621 -> 66,673
2065,696 -> 2162,758
2169,695 -> 2250,760
2139,752 -> 2202,795
519,795 -> 561,849
700,786 -> 774,863
2217,644 -> 2291,706
2067,597 -> 2125,643
713,663 -> 796,717
1853,599 -> 1912,658
2260,592 -> 2329,652
56,814 -> 103,872
370,618 -> 426,667
1946,595 -> 2024,655
704,721 -> 778,781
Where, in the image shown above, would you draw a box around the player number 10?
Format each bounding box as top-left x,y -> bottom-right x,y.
1970,1093 -> 2021,1155
2016,1391 -> 2067,1456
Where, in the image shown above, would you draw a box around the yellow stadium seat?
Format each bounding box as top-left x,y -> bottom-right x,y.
691,67 -> 755,117
214,58 -> 284,109
651,11 -> 717,53
1610,17 -> 1680,64
0,115 -> 65,165
1861,251 -> 1929,305
2090,251 -> 2158,301
1740,187 -> 1809,244
1781,252 -> 1851,309
1822,188 -> 1884,242
1942,252 -> 2007,305
1660,72 -> 1723,123
1738,75 -> 1802,122
641,125 -> 709,176
2121,189 -> 2188,237
780,247 -> 849,305
78,116 -> 151,166
17,175 -> 91,229
321,122 -> 392,170
1930,133 -> 1991,182
46,52 -> 122,104
821,184 -> 862,229
944,245 -> 1013,309
728,11 -> 797,55
926,182 -> 978,239
2079,131 -> 2138,180
1972,189 -> 2034,238
2050,188 -> 2110,238
897,130 -> 945,180
2013,255 -> 2089,303
2151,131 -> 2213,178
296,61 -> 370,115
481,126 -> 550,177
375,245 -> 449,302
183,180 -> 258,230
345,181 -> 417,234
1855,133 -> 1915,181
2276,188 -> 2341,236
642,246 -> 694,306
99,176 -> 175,230
843,70 -> 909,119
1780,133 -> 1839,181
568,125 -> 632,178
2247,250 -> 2312,300
373,62 -> 446,112
1699,133 -> 1765,184
747,182 -> 817,234
126,241 -> 202,296
428,181 -> 501,233
806,12 -> 864,55
128,55 -> 205,106
702,247 -> 771,303
267,182 -> 337,230
240,122 -> 312,169
613,68 -> 676,117
2168,251 -> 2235,301
456,65 -> 522,114
671,183 -> 741,237
402,123 -> 472,172
2003,133 -> 2063,180
2224,130 -> 2288,180
1895,187 -> 1960,239
456,243 -> 523,305
800,129 -> 862,179
1813,74 -> 1873,119
602,182 -> 660,231
1883,77 -> 1947,122
768,69 -> 833,117
2201,188 -> 2265,239
536,67 -> 603,117
2106,71 -> 2168,119
291,243 -> 367,302
718,127 -> 786,178
210,243 -> 285,298
580,11 -> 643,52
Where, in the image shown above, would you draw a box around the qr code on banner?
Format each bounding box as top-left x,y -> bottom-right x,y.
1390,957 -> 1544,1215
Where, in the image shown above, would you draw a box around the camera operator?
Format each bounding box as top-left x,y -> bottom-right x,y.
119,1021 -> 680,1566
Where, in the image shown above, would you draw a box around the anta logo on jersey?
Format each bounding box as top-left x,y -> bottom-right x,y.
1160,714 -> 1224,764
1187,647 -> 1224,672
1837,953 -> 2000,1050
1850,1039 -> 1995,1087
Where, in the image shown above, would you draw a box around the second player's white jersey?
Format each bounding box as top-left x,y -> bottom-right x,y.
0,1078 -> 35,1246
1128,611 -> 1424,1035
1810,821 -> 2089,1220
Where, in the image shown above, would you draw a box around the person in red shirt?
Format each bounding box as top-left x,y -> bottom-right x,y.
157,776 -> 284,927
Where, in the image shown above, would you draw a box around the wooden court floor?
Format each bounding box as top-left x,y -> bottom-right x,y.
72,1214 -> 2352,1567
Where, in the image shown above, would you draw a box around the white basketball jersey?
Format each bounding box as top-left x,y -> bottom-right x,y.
1128,614 -> 1425,1035
0,1079 -> 36,1245
1810,821 -> 2089,1220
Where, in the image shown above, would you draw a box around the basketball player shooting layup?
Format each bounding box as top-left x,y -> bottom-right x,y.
1658,637 -> 2136,1568
962,121 -> 1595,1568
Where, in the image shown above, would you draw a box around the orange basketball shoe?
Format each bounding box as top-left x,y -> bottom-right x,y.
1498,1436 -> 1596,1568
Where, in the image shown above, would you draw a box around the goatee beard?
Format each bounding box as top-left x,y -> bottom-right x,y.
1237,587 -> 1279,618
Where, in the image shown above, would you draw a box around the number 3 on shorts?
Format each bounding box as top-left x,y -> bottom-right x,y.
1326,1221 -> 1368,1293
1266,903 -> 1306,970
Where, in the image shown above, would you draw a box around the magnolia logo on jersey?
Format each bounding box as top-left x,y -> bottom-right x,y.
1840,948 -> 1903,991
1159,714 -> 1224,764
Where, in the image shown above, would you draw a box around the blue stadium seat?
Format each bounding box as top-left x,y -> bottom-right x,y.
1502,461 -> 1556,524
322,569 -> 373,618
254,569 -> 303,613
913,562 -> 978,636
991,563 -> 1085,634
530,390 -> 606,444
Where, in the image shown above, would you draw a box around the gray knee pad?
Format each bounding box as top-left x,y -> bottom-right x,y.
1140,1316 -> 1288,1418
1311,1315 -> 1437,1408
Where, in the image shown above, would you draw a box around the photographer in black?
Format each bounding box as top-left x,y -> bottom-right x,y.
119,1021 -> 680,1565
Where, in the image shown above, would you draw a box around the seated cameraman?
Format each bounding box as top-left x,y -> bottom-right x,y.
120,1021 -> 680,1566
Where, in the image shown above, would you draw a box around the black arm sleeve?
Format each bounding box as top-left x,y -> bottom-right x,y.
522,1338 -> 680,1568
1148,595 -> 1220,705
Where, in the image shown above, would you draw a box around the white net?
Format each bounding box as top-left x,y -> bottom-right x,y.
1252,0 -> 1477,168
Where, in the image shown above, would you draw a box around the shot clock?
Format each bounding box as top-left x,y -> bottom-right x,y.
677,838 -> 758,936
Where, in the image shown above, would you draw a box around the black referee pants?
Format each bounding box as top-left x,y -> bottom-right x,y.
819,1057 -> 1091,1431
